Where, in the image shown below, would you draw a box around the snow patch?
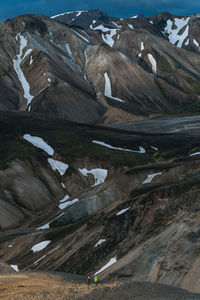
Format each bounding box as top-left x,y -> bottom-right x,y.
95,239 -> 106,247
148,53 -> 157,75
65,43 -> 74,61
37,213 -> 64,230
60,195 -> 70,203
104,73 -> 125,102
94,257 -> 117,275
31,241 -> 51,253
71,29 -> 89,43
193,39 -> 199,49
128,24 -> 134,29
29,56 -> 33,65
92,24 -> 118,47
116,207 -> 130,216
143,172 -> 162,184
92,140 -> 146,154
190,152 -> 200,157
185,39 -> 189,46
112,22 -> 122,29
10,265 -> 19,272
51,10 -> 88,18
23,134 -> 54,155
59,198 -> 79,210
48,158 -> 68,176
61,182 -> 66,189
79,168 -> 107,186
151,146 -> 158,151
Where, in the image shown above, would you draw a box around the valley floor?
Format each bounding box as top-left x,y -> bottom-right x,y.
0,272 -> 200,300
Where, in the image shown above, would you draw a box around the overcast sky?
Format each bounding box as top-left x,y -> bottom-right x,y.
0,0 -> 199,22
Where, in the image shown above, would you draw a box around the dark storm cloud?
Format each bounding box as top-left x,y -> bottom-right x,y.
0,0 -> 199,22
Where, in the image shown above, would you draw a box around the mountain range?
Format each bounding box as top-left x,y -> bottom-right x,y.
1,9 -> 200,299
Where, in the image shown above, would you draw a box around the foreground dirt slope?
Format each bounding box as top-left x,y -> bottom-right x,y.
0,272 -> 200,300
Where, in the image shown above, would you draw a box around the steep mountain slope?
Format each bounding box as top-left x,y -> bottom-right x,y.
150,13 -> 200,53
1,9 -> 200,298
1,111 -> 200,293
0,12 -> 200,124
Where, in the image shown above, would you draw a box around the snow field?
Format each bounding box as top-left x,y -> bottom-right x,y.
164,17 -> 190,48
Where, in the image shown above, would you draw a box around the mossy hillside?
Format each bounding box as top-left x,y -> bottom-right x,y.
185,76 -> 200,94
0,111 -> 153,169
156,53 -> 173,73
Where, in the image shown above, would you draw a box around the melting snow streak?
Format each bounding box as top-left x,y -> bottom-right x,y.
94,257 -> 117,275
104,73 -> 125,102
148,54 -> 157,75
92,140 -> 146,154
143,172 -> 162,184
13,34 -> 33,109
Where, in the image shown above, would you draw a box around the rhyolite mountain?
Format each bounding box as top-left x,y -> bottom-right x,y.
1,9 -> 200,299
0,10 -> 200,123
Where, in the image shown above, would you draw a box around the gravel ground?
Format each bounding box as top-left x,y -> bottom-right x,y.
0,272 -> 200,300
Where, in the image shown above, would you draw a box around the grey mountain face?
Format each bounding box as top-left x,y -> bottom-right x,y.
1,10 -> 200,297
0,11 -> 200,124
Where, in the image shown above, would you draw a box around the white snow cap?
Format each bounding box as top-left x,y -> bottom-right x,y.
31,241 -> 51,252
59,198 -> 79,210
23,134 -> 54,155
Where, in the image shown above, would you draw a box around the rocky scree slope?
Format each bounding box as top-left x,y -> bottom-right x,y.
0,12 -> 200,123
1,111 -> 200,294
